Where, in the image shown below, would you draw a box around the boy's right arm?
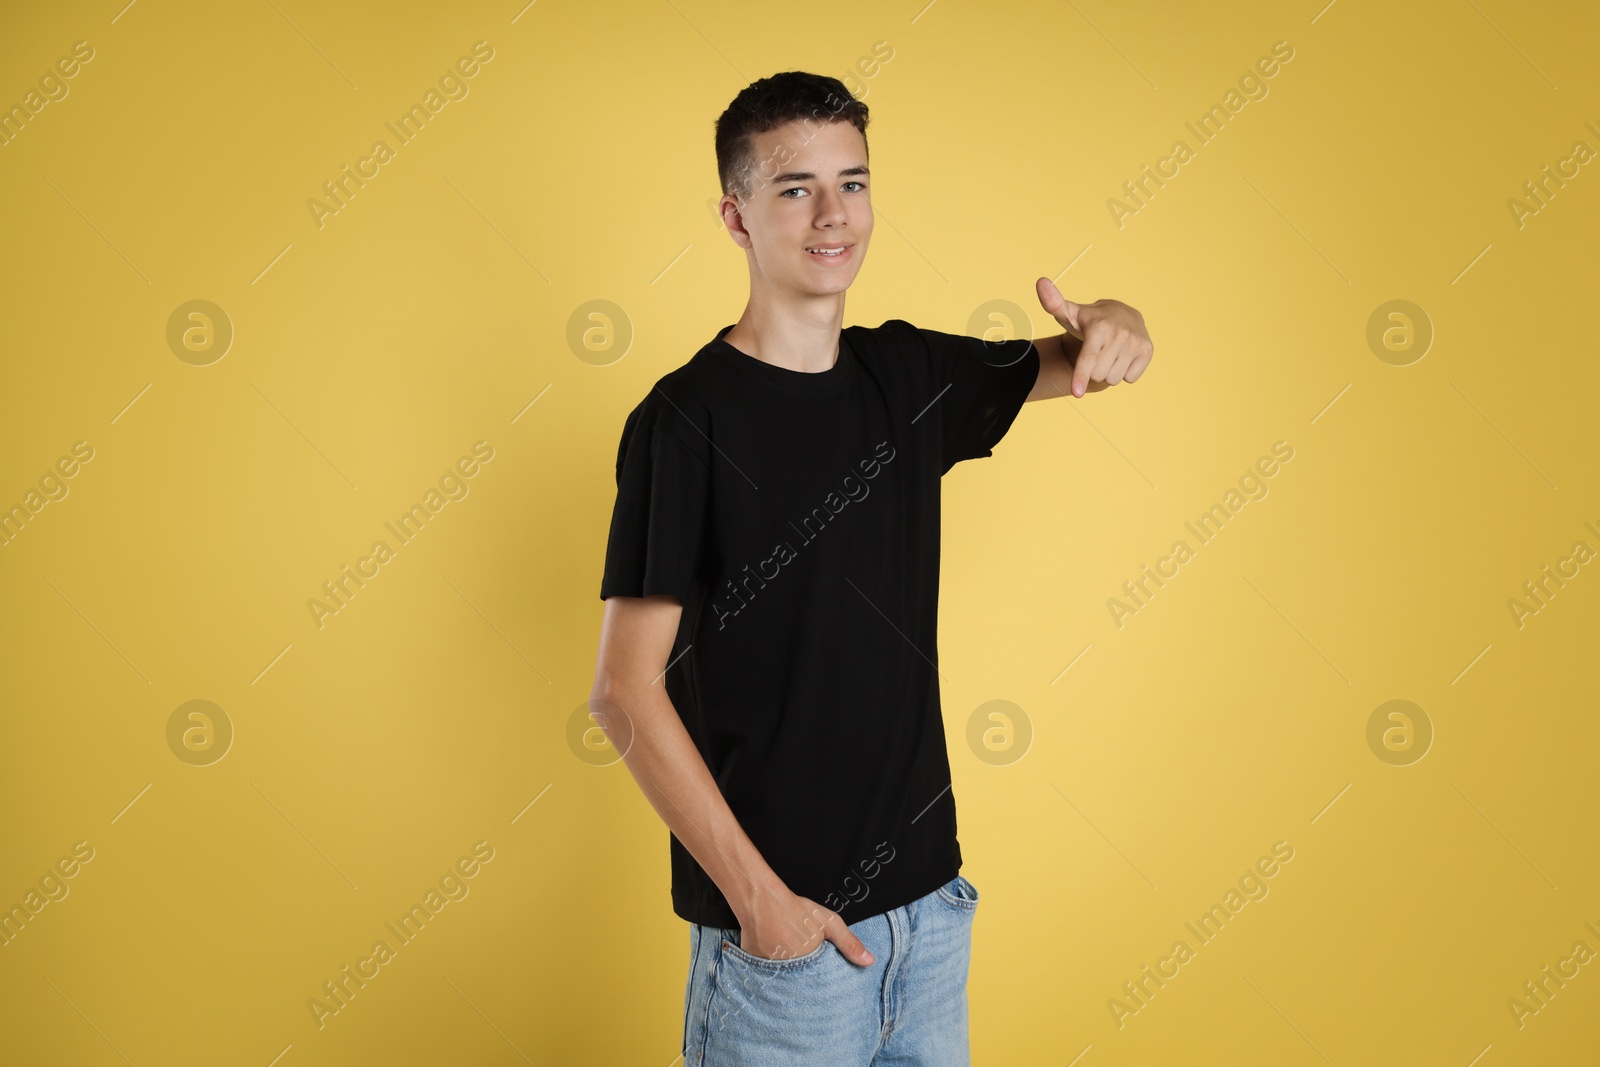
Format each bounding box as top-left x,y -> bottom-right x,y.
589,594 -> 873,966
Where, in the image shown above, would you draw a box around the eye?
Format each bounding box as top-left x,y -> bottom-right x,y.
780,181 -> 868,199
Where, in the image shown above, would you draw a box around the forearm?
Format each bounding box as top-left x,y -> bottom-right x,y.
590,680 -> 786,922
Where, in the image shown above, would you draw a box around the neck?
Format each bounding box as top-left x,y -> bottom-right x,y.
721,292 -> 847,373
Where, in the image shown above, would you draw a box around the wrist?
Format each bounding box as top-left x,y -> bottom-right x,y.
728,870 -> 788,923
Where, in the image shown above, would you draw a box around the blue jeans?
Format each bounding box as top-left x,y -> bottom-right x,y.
681,872 -> 979,1066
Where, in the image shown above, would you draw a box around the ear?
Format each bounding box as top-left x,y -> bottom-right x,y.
720,197 -> 753,248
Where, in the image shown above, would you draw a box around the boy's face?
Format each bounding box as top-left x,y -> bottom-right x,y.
721,119 -> 872,299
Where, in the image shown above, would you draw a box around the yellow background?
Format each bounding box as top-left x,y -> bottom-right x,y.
2,0 -> 1597,1064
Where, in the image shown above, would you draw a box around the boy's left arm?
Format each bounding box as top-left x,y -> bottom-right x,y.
1026,277 -> 1155,402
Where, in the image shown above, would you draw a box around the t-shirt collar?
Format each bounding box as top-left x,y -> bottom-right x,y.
706,323 -> 856,396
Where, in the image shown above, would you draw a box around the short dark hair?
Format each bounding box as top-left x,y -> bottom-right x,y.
715,71 -> 870,201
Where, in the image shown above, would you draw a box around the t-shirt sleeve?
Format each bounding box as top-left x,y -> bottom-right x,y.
598,398 -> 712,602
909,322 -> 1041,471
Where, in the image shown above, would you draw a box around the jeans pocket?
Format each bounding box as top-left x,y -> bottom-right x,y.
721,928 -> 832,971
934,872 -> 979,913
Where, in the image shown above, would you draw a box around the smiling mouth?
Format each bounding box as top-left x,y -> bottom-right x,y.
805,244 -> 853,258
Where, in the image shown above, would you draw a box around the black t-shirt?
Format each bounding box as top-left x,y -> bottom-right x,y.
598,318 -> 1040,928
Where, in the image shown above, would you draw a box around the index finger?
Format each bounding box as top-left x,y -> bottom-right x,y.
1072,335 -> 1099,397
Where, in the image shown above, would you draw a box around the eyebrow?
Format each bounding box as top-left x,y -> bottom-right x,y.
769,165 -> 871,184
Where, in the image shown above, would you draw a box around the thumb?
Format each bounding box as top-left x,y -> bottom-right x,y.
1036,276 -> 1081,335
830,916 -> 875,966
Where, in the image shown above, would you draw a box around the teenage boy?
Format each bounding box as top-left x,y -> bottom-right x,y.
592,71 -> 1153,1065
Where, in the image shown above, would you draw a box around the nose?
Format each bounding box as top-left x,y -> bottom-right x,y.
813,187 -> 849,227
